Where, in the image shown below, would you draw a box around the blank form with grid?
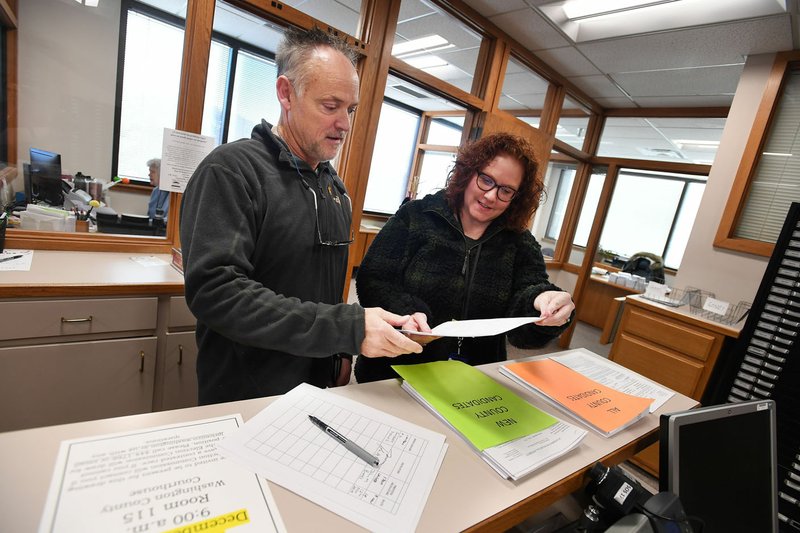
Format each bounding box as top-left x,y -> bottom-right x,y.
219,383 -> 447,533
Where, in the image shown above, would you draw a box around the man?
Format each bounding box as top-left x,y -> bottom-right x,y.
146,158 -> 169,219
180,27 -> 422,405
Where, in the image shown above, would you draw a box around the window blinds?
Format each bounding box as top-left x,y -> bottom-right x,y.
735,66 -> 800,243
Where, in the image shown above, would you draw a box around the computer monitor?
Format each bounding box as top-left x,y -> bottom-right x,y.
659,399 -> 778,533
28,147 -> 64,206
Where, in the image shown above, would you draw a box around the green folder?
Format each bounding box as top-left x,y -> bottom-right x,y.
393,360 -> 557,451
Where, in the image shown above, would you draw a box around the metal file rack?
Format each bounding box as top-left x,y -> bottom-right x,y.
706,202 -> 800,532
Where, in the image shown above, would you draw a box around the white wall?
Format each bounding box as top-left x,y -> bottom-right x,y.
674,53 -> 773,304
14,0 -> 120,191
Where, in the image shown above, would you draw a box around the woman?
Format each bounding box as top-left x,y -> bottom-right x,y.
355,132 -> 575,383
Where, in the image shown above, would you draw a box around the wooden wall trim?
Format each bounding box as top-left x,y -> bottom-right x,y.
559,164 -> 620,348
591,156 -> 711,175
554,161 -> 592,264
341,0 -> 402,297
4,23 -> 16,165
714,51 -> 800,257
604,107 -> 729,118
170,0 -> 216,250
0,0 -> 16,28
228,0 -> 369,52
389,58 -> 485,109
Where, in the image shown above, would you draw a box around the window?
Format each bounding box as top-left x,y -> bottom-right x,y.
531,161 -> 577,258
499,56 -> 549,118
573,170 -> 605,249
718,56 -> 800,254
116,9 -> 183,182
568,166 -> 606,266
363,100 -> 420,214
556,96 -> 591,151
224,50 -> 280,143
600,170 -> 705,269
393,1 -> 482,94
598,117 -> 725,164
364,74 -> 465,214
116,3 -> 282,182
566,168 -> 705,270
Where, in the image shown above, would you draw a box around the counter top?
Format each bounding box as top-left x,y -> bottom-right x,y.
626,294 -> 742,338
0,250 -> 184,298
0,349 -> 697,533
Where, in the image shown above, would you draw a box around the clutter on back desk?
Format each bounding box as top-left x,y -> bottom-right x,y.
607,271 -> 647,291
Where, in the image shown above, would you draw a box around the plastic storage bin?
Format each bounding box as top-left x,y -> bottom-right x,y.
19,210 -> 75,232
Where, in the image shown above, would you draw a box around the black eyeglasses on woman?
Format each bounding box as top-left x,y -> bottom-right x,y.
476,172 -> 517,202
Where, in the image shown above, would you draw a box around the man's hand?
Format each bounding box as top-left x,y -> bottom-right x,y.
360,307 -> 423,357
533,290 -> 575,327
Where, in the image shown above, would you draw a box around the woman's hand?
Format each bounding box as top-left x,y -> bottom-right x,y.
534,291 -> 575,327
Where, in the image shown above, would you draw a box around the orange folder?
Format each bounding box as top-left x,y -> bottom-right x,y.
503,358 -> 654,436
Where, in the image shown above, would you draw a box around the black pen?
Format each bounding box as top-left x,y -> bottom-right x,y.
308,415 -> 380,467
0,254 -> 22,264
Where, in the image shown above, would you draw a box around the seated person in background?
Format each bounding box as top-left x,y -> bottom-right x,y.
355,132 -> 576,383
146,158 -> 169,219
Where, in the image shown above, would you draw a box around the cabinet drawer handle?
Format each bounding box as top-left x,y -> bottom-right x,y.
178,345 -> 183,365
61,315 -> 93,323
139,350 -> 145,373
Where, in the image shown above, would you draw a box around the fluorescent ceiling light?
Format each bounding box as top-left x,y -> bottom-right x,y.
763,152 -> 793,157
85,0 -> 99,5
540,0 -> 787,42
398,44 -> 455,59
392,35 -> 448,56
404,54 -> 449,70
675,140 -> 720,150
563,0 -> 675,20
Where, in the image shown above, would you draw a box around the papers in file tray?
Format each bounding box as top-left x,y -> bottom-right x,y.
500,355 -> 654,437
394,360 -> 586,481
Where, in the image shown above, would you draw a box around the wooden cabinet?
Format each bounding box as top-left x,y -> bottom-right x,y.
0,297 -> 160,431
157,296 -> 198,411
0,338 -> 157,431
608,296 -> 740,475
577,275 -> 640,329
0,293 -> 199,431
160,331 -> 198,410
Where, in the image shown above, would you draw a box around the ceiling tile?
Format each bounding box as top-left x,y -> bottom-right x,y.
283,0 -> 360,34
594,97 -> 637,108
462,0 -> 529,18
397,0 -> 438,24
567,75 -> 627,99
612,64 -> 743,97
534,46 -> 602,77
576,15 -> 792,73
634,95 -> 736,107
488,7 -> 571,50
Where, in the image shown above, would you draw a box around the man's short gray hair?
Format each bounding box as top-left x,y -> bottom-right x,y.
276,26 -> 358,94
147,158 -> 161,169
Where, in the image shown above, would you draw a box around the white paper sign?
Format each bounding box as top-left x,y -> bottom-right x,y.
161,128 -> 216,193
38,416 -> 285,533
703,297 -> 730,316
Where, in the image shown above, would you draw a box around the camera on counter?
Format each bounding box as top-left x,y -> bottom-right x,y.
575,462 -> 695,533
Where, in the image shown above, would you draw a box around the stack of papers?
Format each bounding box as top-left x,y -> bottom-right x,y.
218,384 -> 447,533
500,353 -> 655,437
394,360 -> 586,481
